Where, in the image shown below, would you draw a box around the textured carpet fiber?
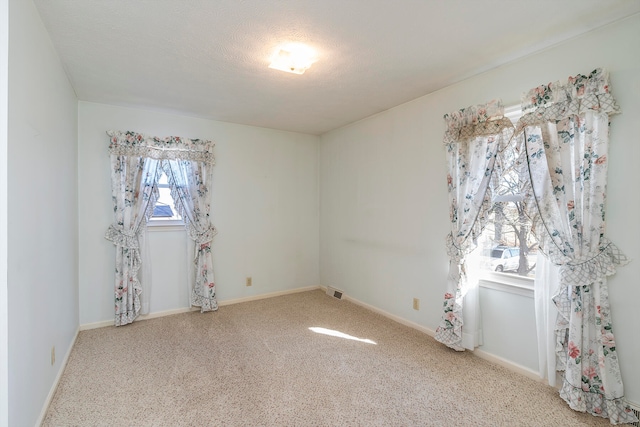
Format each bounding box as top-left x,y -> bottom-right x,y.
44,290 -> 614,426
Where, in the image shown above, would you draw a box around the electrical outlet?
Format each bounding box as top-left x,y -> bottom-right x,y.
413,298 -> 420,311
246,277 -> 252,287
51,346 -> 55,366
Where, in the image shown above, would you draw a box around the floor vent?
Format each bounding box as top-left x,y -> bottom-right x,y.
627,401 -> 640,427
326,286 -> 344,300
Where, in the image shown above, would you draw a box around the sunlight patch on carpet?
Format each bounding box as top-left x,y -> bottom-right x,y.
309,327 -> 377,345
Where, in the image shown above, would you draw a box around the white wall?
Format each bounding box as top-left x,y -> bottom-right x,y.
320,15 -> 640,405
478,286 -> 538,372
145,229 -> 190,314
78,102 -> 320,325
0,0 -> 9,424
7,0 -> 79,425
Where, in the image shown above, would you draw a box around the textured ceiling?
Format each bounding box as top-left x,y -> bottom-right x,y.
34,1 -> 640,135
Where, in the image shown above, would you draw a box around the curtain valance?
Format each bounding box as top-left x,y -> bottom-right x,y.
518,68 -> 620,128
107,130 -> 216,165
443,99 -> 513,145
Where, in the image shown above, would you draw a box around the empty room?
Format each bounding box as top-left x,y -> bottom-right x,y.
1,1 -> 640,426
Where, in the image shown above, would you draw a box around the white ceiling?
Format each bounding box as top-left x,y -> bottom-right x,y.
34,1 -> 640,135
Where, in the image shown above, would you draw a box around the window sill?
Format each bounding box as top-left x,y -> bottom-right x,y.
478,271 -> 534,298
147,219 -> 185,232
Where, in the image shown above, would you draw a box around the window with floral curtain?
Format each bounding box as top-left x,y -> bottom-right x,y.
438,69 -> 637,425
106,131 -> 217,326
435,100 -> 514,351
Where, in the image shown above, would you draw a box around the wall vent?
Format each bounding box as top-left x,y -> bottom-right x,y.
626,402 -> 640,427
326,286 -> 344,300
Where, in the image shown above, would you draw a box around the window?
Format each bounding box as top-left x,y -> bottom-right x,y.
149,172 -> 183,227
478,199 -> 538,279
477,106 -> 537,289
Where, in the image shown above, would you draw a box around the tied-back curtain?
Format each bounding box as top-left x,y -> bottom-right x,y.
435,100 -> 513,351
163,159 -> 218,312
105,135 -> 160,326
520,69 -> 636,424
106,131 -> 217,325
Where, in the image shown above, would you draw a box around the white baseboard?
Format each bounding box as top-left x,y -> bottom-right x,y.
218,286 -> 320,307
327,287 -> 547,386
36,327 -> 79,427
339,291 -> 437,338
80,306 -> 201,331
80,286 -> 322,330
472,348 -> 541,382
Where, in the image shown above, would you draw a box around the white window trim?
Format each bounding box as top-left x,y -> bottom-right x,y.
147,219 -> 185,232
503,104 -> 523,124
478,270 -> 534,298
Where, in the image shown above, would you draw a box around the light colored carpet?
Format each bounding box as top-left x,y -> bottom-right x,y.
44,290 -> 615,426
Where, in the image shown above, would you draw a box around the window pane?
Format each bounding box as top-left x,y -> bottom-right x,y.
478,109 -> 538,277
478,201 -> 537,277
151,172 -> 181,221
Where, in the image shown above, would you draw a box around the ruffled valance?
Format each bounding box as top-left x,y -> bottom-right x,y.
518,68 -> 620,128
444,99 -> 504,129
107,130 -> 216,165
444,99 -> 514,144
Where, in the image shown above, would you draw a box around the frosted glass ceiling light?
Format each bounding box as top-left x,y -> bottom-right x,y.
269,43 -> 316,75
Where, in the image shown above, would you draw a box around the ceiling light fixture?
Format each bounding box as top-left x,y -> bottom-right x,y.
269,43 -> 317,75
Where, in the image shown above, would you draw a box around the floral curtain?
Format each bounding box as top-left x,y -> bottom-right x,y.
163,159 -> 218,312
520,69 -> 636,424
106,131 -> 217,325
435,100 -> 513,351
105,135 -> 160,326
